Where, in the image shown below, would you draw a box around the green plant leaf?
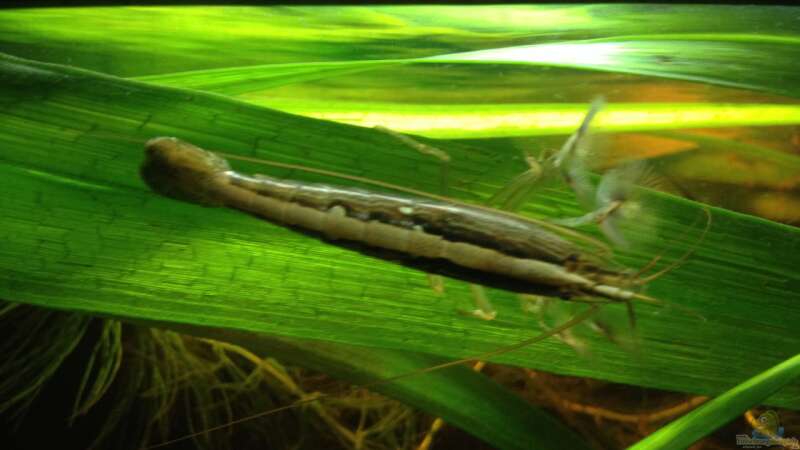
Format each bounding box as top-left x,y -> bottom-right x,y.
139,35 -> 800,124
3,5 -> 800,448
1,53 -> 799,410
630,352 -> 800,450
0,53 -> 594,450
135,60 -> 402,97
425,34 -> 800,97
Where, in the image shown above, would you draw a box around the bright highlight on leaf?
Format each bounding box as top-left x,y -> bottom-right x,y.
430,42 -> 627,66
247,101 -> 800,138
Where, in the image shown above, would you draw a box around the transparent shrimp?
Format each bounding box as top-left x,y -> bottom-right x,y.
138,106 -> 709,450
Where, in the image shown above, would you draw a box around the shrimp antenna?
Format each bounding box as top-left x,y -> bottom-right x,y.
141,305 -> 600,450
636,206 -> 712,284
621,207 -> 712,324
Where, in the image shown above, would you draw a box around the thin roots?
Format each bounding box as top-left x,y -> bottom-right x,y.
415,361 -> 486,450
142,305 -> 601,450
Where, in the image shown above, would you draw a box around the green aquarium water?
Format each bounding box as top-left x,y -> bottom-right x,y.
0,4 -> 799,450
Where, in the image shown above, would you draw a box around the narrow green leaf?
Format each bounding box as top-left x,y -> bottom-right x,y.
135,60 -> 401,96
630,353 -> 800,450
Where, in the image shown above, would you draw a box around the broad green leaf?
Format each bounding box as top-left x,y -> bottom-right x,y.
167,33 -> 800,114
3,5 -> 800,448
1,54 -> 799,415
0,53 -> 590,450
427,35 -> 800,97
4,5 -> 799,81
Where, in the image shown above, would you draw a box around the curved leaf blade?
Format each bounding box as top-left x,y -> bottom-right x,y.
0,53 -> 799,415
630,353 -> 800,450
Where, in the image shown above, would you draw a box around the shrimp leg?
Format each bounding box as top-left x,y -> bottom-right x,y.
377,127 -> 501,321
